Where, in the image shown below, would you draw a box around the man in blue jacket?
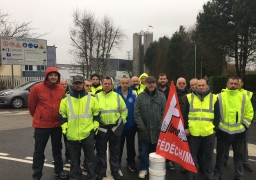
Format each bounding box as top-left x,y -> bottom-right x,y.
116,77 -> 137,173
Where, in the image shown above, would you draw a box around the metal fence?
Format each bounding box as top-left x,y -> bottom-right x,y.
0,76 -> 44,89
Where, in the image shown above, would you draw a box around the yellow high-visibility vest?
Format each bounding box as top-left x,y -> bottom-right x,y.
59,93 -> 99,141
218,90 -> 253,134
187,93 -> 217,136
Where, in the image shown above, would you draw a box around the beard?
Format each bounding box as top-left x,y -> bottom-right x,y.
159,83 -> 167,88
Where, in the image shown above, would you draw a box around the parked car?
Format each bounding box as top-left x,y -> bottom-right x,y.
0,80 -> 42,109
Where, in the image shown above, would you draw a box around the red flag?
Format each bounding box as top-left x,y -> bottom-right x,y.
156,81 -> 197,173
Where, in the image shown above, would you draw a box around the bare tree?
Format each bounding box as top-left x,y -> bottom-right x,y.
0,10 -> 48,38
70,9 -> 126,78
70,10 -> 97,78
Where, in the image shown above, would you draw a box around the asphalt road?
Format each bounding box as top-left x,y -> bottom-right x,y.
0,107 -> 256,180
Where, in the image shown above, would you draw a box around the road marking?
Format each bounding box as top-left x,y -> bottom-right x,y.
214,143 -> 256,163
0,112 -> 11,114
24,157 -> 33,160
0,111 -> 29,115
0,155 -> 87,175
25,157 -> 47,161
0,146 -> 116,180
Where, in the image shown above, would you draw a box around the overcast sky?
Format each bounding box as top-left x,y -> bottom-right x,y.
1,0 -> 209,64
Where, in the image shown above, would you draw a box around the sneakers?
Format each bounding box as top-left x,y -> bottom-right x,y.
112,172 -> 122,180
96,173 -> 106,180
118,168 -> 123,176
82,162 -> 88,172
243,164 -> 253,171
167,161 -> 175,170
54,171 -> 68,179
138,170 -> 147,179
127,163 -> 137,172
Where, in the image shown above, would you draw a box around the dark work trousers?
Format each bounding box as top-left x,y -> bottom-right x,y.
188,134 -> 215,179
214,138 -> 244,179
223,129 -> 249,165
67,131 -> 96,180
243,129 -> 249,165
63,134 -> 70,160
96,128 -> 121,174
32,127 -> 63,179
197,146 -> 205,167
119,129 -> 136,165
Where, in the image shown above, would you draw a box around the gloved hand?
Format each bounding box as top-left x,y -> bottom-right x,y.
61,123 -> 68,135
93,121 -> 99,134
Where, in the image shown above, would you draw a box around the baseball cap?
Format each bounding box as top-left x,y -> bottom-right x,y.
73,75 -> 84,83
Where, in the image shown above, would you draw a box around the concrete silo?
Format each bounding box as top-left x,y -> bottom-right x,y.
132,31 -> 153,76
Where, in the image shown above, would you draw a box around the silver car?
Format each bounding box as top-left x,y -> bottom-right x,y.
0,80 -> 42,109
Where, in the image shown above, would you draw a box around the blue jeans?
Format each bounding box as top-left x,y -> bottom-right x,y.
139,141 -> 157,170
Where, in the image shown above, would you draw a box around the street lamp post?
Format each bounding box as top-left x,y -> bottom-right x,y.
190,40 -> 197,78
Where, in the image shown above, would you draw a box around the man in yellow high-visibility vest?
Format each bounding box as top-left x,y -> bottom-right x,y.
95,77 -> 128,180
59,75 -> 100,180
223,78 -> 255,172
183,79 -> 218,180
214,77 -> 254,180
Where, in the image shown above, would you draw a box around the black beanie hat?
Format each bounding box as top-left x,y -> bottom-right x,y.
91,73 -> 101,81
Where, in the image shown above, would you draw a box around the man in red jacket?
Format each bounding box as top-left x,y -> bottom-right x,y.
28,67 -> 68,180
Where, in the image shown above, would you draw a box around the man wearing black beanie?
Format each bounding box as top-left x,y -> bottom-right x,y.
91,73 -> 102,94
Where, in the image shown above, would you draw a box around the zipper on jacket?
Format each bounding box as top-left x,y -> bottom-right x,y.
51,89 -> 54,124
78,94 -> 80,142
236,111 -> 238,123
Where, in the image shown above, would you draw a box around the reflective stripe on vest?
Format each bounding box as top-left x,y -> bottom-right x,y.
67,94 -> 93,119
95,93 -> 125,114
218,93 -> 246,128
218,125 -> 245,134
98,127 -> 107,133
112,118 -> 122,132
189,93 -> 214,113
189,117 -> 213,122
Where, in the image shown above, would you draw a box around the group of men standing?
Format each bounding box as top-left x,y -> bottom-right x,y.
28,66 -> 254,180
183,77 -> 254,180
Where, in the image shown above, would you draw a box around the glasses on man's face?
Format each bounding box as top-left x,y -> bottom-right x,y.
178,83 -> 186,85
85,85 -> 92,87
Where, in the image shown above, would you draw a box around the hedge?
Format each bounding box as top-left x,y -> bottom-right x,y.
208,74 -> 256,94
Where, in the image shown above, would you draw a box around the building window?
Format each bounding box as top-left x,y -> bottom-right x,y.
25,65 -> 33,71
37,65 -> 45,71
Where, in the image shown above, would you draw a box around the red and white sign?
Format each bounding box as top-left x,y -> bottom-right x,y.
15,42 -> 21,48
9,42 -> 15,47
3,41 -> 9,46
156,81 -> 197,173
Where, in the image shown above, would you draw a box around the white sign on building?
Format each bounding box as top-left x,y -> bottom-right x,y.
0,36 -> 47,65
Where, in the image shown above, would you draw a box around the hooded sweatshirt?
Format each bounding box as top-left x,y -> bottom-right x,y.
138,73 -> 148,93
116,86 -> 137,131
28,67 -> 65,128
